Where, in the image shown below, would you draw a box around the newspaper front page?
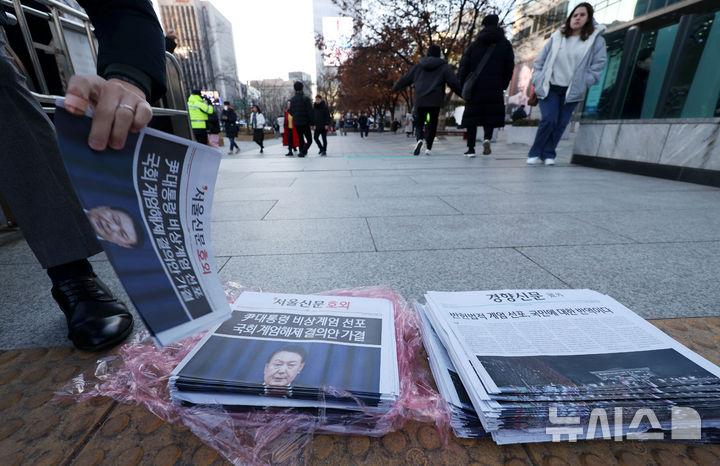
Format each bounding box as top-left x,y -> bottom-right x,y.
55,100 -> 231,346
170,291 -> 399,408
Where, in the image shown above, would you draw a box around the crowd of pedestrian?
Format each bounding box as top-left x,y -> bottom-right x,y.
182,6 -> 604,163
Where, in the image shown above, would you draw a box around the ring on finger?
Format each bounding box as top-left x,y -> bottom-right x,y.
117,103 -> 136,113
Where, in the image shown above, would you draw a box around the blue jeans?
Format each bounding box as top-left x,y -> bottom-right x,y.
528,85 -> 577,160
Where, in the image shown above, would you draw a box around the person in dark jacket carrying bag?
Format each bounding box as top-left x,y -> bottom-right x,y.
392,44 -> 462,156
312,95 -> 331,155
288,81 -> 314,157
458,14 -> 515,157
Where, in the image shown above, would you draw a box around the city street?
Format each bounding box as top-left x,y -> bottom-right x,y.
2,131 -> 720,464
3,130 -> 720,348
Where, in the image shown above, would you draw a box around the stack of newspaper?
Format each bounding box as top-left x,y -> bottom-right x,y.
417,307 -> 486,438
419,289 -> 720,443
170,291 -> 399,413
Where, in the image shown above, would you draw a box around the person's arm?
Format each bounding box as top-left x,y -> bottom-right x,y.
457,48 -> 471,85
64,0 -> 167,151
391,65 -> 417,93
503,42 -> 515,90
585,36 -> 607,88
306,98 -> 315,126
258,114 -> 266,128
531,37 -> 553,88
77,0 -> 166,101
444,64 -> 463,97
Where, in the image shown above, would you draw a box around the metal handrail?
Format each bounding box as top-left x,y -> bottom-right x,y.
32,91 -> 190,116
4,0 -> 190,136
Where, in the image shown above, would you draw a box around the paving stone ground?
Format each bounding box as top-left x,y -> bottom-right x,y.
2,130 -> 720,464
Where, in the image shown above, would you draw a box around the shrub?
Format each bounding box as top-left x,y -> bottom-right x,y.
446,116 -> 457,126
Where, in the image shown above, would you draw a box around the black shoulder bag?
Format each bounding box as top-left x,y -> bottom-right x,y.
461,44 -> 496,101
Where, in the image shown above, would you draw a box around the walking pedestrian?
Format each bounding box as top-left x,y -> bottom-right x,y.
206,98 -> 221,149
358,112 -> 369,138
345,113 -> 355,133
404,113 -> 413,137
250,104 -> 266,153
458,14 -> 515,157
0,0 -> 166,351
527,2 -> 607,166
338,118 -> 346,136
283,100 -> 299,156
391,44 -> 462,156
188,89 -> 213,145
222,103 -> 240,154
289,82 -> 314,157
313,95 -> 331,155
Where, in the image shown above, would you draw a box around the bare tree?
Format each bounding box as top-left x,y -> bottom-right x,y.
320,0 -> 557,126
250,80 -> 295,123
316,68 -> 342,118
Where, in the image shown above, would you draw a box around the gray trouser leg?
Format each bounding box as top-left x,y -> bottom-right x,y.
0,28 -> 102,268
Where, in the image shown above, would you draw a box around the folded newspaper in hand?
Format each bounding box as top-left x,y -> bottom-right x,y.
169,291 -> 399,412
419,289 -> 720,444
55,101 -> 231,346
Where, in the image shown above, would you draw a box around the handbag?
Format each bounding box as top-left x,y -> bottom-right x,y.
461,43 -> 496,101
528,91 -> 538,107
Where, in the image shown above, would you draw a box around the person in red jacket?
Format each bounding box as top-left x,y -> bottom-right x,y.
282,100 -> 299,156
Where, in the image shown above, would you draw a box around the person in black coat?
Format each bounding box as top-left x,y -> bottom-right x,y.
288,81 -> 314,156
358,112 -> 369,138
392,44 -> 462,155
221,103 -> 240,154
312,95 -> 332,155
458,15 -> 515,156
0,0 -> 166,351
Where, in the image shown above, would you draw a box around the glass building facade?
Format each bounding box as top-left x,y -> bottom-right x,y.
580,0 -> 720,120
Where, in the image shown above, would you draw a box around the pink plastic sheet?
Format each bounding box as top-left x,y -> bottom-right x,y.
57,283 -> 451,465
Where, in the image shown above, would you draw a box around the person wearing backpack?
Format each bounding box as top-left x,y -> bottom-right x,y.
458,15 -> 514,157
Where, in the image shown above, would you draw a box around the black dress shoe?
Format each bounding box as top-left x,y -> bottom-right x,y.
51,274 -> 133,351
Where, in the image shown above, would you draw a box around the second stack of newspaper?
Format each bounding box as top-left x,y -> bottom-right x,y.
418,289 -> 720,443
169,291 -> 399,414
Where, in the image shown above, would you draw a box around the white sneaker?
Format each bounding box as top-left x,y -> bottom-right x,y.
425,149 -> 432,156
526,157 -> 539,165
544,158 -> 556,166
413,140 -> 423,156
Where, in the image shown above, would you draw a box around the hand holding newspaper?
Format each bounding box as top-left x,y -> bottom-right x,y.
55,99 -> 231,346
